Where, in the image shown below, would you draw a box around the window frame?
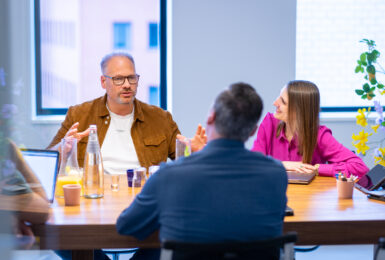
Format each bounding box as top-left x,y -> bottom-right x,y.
33,0 -> 167,116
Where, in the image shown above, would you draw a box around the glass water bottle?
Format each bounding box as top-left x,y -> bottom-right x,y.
56,137 -> 82,198
83,125 -> 104,198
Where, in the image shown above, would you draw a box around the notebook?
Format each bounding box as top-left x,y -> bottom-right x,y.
20,149 -> 59,203
287,171 -> 316,185
355,164 -> 385,193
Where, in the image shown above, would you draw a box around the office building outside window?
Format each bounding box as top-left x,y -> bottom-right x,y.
148,23 -> 158,49
35,0 -> 161,116
113,23 -> 132,50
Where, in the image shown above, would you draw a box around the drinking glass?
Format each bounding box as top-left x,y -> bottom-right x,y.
111,174 -> 120,191
176,138 -> 191,160
149,165 -> 160,176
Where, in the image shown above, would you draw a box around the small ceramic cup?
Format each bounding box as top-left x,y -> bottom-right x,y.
337,180 -> 354,199
63,184 -> 82,206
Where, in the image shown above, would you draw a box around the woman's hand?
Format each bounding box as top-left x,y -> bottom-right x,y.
282,161 -> 317,174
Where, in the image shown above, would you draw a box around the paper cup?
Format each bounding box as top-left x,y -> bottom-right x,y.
337,180 -> 354,199
63,184 -> 82,206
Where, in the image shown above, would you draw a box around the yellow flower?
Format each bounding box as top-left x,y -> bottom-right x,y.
352,129 -> 372,142
374,148 -> 385,167
371,124 -> 380,133
352,130 -> 372,155
352,142 -> 370,155
356,108 -> 368,127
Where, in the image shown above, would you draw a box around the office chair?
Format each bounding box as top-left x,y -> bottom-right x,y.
160,232 -> 297,260
103,248 -> 138,260
374,237 -> 385,260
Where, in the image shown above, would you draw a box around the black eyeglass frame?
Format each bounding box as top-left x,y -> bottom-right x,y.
103,74 -> 140,86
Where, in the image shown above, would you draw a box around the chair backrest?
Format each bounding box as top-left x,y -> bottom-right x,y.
160,232 -> 297,260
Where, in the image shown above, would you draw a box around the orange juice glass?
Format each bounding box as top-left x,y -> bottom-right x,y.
56,175 -> 83,198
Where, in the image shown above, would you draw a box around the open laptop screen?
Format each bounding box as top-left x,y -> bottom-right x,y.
20,149 -> 59,203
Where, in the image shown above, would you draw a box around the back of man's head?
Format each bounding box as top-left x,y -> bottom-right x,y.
213,82 -> 263,142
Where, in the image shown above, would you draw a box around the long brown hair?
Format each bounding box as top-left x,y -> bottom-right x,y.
276,80 -> 320,163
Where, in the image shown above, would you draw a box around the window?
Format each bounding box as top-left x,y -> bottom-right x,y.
149,86 -> 159,106
296,0 -> 385,112
34,0 -> 165,116
149,23 -> 158,48
113,23 -> 132,50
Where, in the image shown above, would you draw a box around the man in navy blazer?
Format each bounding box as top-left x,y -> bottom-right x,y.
116,82 -> 287,256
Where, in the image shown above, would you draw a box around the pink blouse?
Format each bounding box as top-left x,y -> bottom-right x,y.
251,113 -> 369,178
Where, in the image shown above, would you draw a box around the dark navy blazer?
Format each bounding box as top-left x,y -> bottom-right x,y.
116,138 -> 287,242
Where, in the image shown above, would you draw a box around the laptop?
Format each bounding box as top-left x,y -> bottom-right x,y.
20,149 -> 59,203
355,164 -> 385,194
287,171 -> 316,185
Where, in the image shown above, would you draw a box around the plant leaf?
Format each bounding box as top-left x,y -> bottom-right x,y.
355,66 -> 362,73
370,78 -> 377,85
360,53 -> 367,62
372,50 -> 380,58
370,87 -> 376,92
355,89 -> 364,95
367,65 -> 376,74
378,84 -> 384,89
363,83 -> 371,92
369,93 -> 376,97
361,95 -> 367,99
368,52 -> 379,63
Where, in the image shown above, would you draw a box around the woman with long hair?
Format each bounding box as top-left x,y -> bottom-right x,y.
251,80 -> 368,178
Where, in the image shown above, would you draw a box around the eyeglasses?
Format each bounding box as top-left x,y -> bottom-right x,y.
104,74 -> 140,86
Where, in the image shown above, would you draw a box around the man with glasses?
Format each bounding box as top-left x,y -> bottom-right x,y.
48,52 -> 203,177
50,53 -> 206,260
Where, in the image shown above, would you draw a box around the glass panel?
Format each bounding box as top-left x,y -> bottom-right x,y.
296,0 -> 385,110
149,86 -> 159,106
37,0 -> 160,113
149,22 -> 158,48
114,23 -> 132,49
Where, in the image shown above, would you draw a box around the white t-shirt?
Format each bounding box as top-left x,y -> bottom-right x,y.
101,108 -> 140,175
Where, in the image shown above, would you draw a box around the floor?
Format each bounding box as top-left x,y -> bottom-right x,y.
11,245 -> 381,260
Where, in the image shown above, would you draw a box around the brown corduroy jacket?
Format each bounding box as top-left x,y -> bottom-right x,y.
47,95 -> 180,168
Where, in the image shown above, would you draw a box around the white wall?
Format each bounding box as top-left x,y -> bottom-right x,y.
170,0 -> 296,147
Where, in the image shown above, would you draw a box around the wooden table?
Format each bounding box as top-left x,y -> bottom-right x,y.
284,176 -> 385,245
33,175 -> 385,259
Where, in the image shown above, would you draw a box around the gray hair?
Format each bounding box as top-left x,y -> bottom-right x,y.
213,82 -> 263,142
100,53 -> 135,74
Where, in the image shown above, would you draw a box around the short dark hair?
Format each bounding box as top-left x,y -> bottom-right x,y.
213,82 -> 263,142
100,52 -> 135,74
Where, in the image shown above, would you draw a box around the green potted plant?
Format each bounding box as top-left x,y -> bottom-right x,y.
352,39 -> 385,165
